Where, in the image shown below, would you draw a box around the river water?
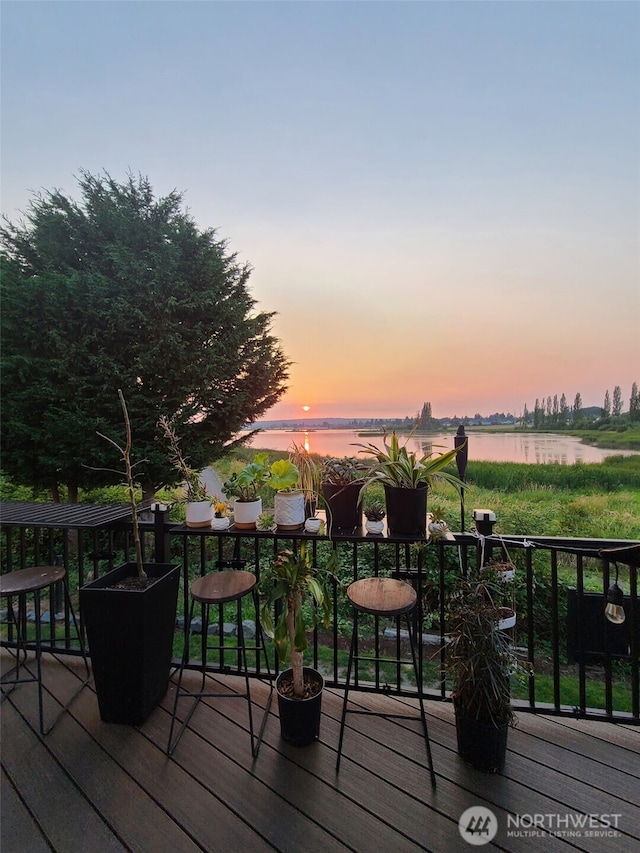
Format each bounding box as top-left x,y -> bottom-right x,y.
246,429 -> 638,465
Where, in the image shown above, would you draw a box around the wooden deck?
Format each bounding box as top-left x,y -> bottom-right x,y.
1,652 -> 639,853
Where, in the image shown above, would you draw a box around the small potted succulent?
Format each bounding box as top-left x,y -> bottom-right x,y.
304,515 -> 323,534
211,495 -> 231,530
363,502 -> 385,535
256,509 -> 276,532
428,506 -> 450,539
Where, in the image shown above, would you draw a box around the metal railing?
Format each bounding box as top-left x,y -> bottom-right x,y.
1,503 -> 638,723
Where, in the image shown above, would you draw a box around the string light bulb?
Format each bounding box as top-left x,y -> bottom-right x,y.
605,564 -> 626,625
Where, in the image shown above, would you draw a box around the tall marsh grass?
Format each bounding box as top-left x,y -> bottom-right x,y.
2,451 -> 638,541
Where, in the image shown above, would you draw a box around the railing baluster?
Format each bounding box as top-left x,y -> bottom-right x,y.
1,509 -> 637,723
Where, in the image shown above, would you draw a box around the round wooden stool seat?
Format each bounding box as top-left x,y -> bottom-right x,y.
168,567 -> 273,759
1,564 -> 89,736
0,565 -> 66,597
190,570 -> 256,605
347,577 -> 417,617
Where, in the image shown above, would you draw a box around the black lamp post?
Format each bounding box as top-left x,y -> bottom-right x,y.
454,425 -> 468,532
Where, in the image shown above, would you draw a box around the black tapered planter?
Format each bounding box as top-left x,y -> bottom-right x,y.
321,482 -> 364,530
80,562 -> 180,726
455,710 -> 509,773
276,667 -> 324,746
383,484 -> 428,536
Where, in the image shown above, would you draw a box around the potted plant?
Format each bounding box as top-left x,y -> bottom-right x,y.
289,441 -> 322,518
260,543 -> 341,745
363,502 -> 385,535
267,459 -> 304,530
354,430 -> 464,536
256,509 -> 276,532
80,391 -> 180,726
445,572 -> 530,773
428,505 -> 450,539
158,415 -> 212,528
321,456 -> 368,531
304,516 -> 323,534
211,495 -> 231,530
223,452 -> 271,529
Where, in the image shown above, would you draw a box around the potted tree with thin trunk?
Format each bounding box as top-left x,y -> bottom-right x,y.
80,391 -> 180,725
159,415 -> 212,528
260,543 -> 340,745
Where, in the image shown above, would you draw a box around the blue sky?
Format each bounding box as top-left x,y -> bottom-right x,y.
2,1 -> 638,419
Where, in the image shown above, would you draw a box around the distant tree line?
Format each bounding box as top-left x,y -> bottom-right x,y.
521,382 -> 639,430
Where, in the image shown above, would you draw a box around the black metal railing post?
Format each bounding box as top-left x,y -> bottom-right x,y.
153,503 -> 172,563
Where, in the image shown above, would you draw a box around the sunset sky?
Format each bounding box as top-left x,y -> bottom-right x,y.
2,1 -> 638,420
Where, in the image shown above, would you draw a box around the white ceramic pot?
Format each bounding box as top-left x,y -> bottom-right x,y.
304,517 -> 322,534
274,490 -> 305,530
497,608 -> 516,630
186,500 -> 213,528
211,516 -> 230,531
496,567 -> 516,583
233,498 -> 262,529
365,520 -> 384,535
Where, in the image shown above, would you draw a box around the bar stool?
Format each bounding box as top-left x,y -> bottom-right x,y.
1,565 -> 90,735
167,570 -> 273,758
336,576 -> 437,787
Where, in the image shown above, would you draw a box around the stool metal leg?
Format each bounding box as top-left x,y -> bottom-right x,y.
1,578 -> 90,736
168,588 -> 273,759
335,608 -> 436,788
405,613 -> 437,788
167,597 -> 199,755
336,613 -> 357,771
247,589 -> 273,758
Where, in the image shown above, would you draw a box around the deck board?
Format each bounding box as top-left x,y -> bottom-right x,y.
1,652 -> 638,853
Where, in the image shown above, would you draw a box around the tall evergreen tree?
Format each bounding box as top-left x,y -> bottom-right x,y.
1,170 -> 290,499
612,386 -> 623,418
417,402 -> 433,429
573,392 -> 583,424
559,393 -> 569,427
603,389 -> 611,417
533,398 -> 543,428
630,382 -> 640,423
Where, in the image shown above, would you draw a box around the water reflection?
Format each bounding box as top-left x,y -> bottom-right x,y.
247,429 -> 640,465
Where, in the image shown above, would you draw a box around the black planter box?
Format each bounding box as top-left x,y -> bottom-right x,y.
80,562 -> 180,726
384,484 -> 427,536
322,482 -> 364,531
276,667 -> 324,746
455,711 -> 508,773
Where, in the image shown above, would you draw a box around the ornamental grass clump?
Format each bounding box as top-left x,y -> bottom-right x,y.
446,574 -> 531,727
